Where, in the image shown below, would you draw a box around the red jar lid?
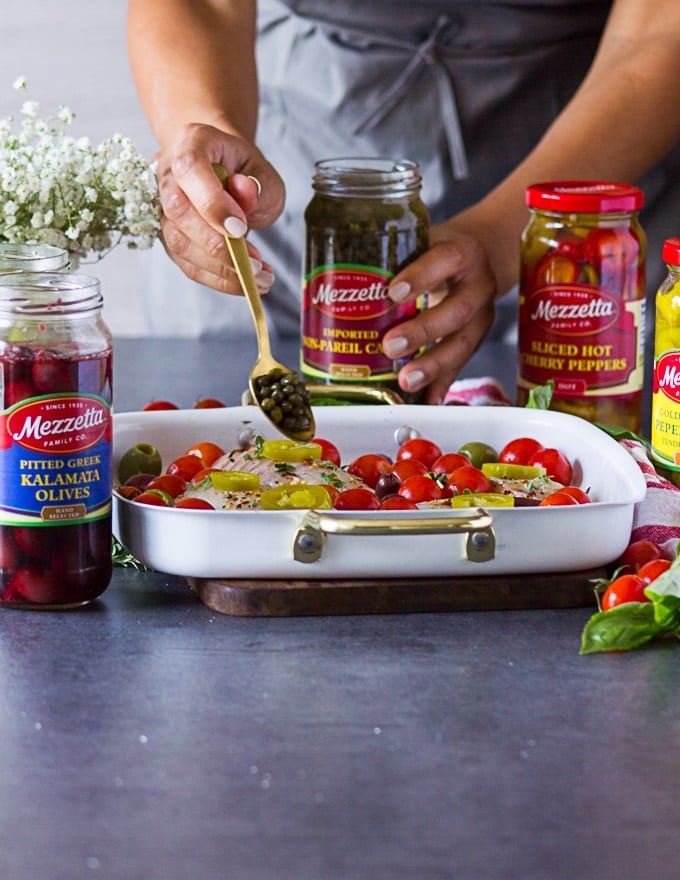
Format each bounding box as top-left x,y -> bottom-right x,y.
662,237 -> 680,266
526,181 -> 644,213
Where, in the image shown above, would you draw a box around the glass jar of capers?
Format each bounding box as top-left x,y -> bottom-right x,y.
301,158 -> 429,402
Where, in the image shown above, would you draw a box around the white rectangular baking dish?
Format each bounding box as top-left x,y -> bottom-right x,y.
112,405 -> 646,579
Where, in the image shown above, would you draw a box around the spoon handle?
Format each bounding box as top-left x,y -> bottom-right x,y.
224,234 -> 272,362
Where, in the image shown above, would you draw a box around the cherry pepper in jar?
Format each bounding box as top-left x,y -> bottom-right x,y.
516,181 -> 646,432
0,273 -> 113,609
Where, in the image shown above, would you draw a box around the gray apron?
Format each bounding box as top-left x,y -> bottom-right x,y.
144,0 -> 680,341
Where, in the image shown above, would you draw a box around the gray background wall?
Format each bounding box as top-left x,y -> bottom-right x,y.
1,2 -> 161,336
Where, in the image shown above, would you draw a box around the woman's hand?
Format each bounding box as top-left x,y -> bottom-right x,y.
382,221 -> 498,405
155,122 -> 286,294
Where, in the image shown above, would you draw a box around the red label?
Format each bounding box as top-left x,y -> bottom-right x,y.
304,266 -> 393,320
7,396 -> 109,454
654,351 -> 680,402
527,284 -> 619,335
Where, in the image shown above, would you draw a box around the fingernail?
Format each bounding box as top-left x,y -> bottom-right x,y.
250,257 -> 263,273
382,336 -> 409,358
224,216 -> 247,237
256,269 -> 275,291
402,369 -> 425,391
389,281 -> 411,302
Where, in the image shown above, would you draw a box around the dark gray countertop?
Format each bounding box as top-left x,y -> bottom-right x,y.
0,335 -> 674,880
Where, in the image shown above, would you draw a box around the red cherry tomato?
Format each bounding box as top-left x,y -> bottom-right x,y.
637,558 -> 672,584
498,437 -> 544,466
333,487 -> 380,511
174,497 -> 216,510
165,454 -> 206,481
617,539 -> 664,573
430,452 -> 470,475
557,486 -> 591,504
379,495 -> 418,511
193,397 -> 226,408
396,437 -> 442,470
312,438 -> 341,467
190,467 -> 221,483
116,485 -> 141,501
398,474 -> 447,504
390,459 -> 428,482
539,490 -> 579,507
528,448 -> 573,485
142,400 -> 179,411
135,490 -> 173,506
184,441 -> 225,467
346,453 -> 391,489
445,466 -> 493,495
145,474 -> 188,499
601,574 -> 648,610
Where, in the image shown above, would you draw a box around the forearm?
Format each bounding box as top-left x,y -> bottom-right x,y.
127,0 -> 258,146
457,0 -> 680,298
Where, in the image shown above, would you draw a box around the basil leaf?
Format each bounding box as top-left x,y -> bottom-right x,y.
579,602 -> 666,655
594,423 -> 650,447
525,381 -> 553,410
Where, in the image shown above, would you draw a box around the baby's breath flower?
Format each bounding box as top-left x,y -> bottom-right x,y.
0,79 -> 160,263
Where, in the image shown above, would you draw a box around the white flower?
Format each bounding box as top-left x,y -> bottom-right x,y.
0,79 -> 160,262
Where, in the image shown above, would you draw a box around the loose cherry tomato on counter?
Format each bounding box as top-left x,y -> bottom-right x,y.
557,486 -> 592,504
445,466 -> 493,495
312,438 -> 341,467
637,558 -> 672,584
539,490 -> 580,507
431,452 -> 470,475
142,400 -> 179,411
184,441 -> 226,467
165,454 -> 206,482
498,437 -> 544,466
346,454 -> 391,489
333,487 -> 381,511
396,437 -> 442,470
174,497 -> 216,510
193,397 -> 226,408
601,574 -> 649,611
145,474 -> 188,499
616,539 -> 665,573
528,447 -> 573,486
379,495 -> 418,511
398,474 -> 447,504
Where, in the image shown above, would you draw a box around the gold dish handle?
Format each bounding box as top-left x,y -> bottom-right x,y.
293,510 -> 496,564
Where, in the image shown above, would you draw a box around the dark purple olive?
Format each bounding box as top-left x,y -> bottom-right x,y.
375,472 -> 401,500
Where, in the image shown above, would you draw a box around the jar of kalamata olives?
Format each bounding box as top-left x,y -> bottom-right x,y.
517,181 -> 646,432
301,158 -> 430,402
0,243 -> 69,274
0,273 -> 113,609
651,238 -> 680,476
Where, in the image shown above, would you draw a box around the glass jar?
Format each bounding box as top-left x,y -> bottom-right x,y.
301,158 -> 430,402
516,181 -> 646,432
0,243 -> 69,274
651,237 -> 680,475
0,273 -> 113,609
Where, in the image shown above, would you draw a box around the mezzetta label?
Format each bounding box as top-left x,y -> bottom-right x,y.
654,351 -> 680,402
7,396 -> 108,454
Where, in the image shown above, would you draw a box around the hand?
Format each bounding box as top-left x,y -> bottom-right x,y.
155,122 -> 286,294
382,222 -> 498,405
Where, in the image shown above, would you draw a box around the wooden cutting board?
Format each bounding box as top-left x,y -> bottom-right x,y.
186,568 -> 604,617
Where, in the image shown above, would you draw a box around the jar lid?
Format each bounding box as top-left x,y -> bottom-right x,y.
525,181 -> 644,213
662,237 -> 680,266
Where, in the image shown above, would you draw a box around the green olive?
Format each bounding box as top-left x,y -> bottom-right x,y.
457,441 -> 499,470
118,442 -> 163,485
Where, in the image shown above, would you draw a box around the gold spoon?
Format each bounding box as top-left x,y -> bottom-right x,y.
223,232 -> 315,442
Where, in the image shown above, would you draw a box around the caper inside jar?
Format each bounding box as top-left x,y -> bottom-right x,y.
301,158 -> 429,402
252,367 -> 313,436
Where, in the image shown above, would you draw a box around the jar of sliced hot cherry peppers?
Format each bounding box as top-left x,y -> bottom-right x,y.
0,273 -> 113,609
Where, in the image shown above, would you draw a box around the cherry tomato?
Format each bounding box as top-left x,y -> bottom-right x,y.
312,437 -> 341,467
539,490 -> 579,507
637,558 -> 672,584
528,448 -> 573,485
333,488 -> 381,511
445,466 -> 493,495
165,454 -> 206,482
142,400 -> 179,411
617,539 -> 664,573
174,498 -> 216,510
190,467 -> 221,483
379,495 -> 418,511
398,474 -> 447,504
557,486 -> 591,504
396,437 -> 442,470
498,437 -> 544,466
145,474 -> 188,499
184,441 -> 225,467
389,459 -> 428,482
135,490 -> 173,507
430,452 -> 470,475
346,453 -> 391,488
601,574 -> 648,611
115,485 -> 141,501
193,397 -> 226,409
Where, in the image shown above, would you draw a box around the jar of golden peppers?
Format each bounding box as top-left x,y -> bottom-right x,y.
651,237 -> 680,475
301,158 -> 429,401
517,181 -> 646,432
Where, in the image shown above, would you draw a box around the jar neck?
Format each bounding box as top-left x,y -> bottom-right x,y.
312,158 -> 422,197
0,244 -> 69,273
0,273 -> 102,319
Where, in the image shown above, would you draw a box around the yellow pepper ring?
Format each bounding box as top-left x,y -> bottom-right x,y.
209,471 -> 261,491
481,463 -> 546,480
261,439 -> 323,462
450,493 -> 515,508
259,484 -> 332,510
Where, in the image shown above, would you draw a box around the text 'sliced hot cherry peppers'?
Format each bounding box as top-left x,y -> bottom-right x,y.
516,181 -> 646,433
0,273 -> 113,609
